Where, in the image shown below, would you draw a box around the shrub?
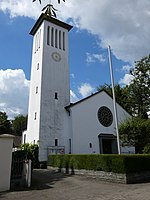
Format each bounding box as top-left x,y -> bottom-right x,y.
20,143 -> 40,168
48,154 -> 150,174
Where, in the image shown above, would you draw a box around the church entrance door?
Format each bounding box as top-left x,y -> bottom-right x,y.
98,133 -> 118,154
102,139 -> 112,154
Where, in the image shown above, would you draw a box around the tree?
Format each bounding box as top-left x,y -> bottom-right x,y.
129,55 -> 150,119
97,84 -> 132,115
119,117 -> 150,153
0,112 -> 12,135
12,115 -> 28,136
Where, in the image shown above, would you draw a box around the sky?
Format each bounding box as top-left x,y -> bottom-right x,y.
0,0 -> 150,118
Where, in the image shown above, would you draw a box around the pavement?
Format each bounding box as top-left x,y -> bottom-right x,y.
1,168 -> 150,200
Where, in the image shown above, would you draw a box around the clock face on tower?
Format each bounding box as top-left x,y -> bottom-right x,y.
51,52 -> 61,62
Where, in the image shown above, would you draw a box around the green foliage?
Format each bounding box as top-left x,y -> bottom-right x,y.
20,143 -> 40,168
48,154 -> 150,174
0,111 -> 12,135
97,84 -> 132,115
143,143 -> 150,154
12,115 -> 27,136
119,118 -> 150,153
129,55 -> 150,118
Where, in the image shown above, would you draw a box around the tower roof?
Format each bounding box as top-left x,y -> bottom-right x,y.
30,13 -> 72,35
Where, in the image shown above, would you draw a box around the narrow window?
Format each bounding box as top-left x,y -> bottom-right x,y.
51,27 -> 54,47
24,134 -> 26,144
63,32 -> 65,50
55,139 -> 58,146
36,86 -> 38,94
37,63 -> 39,70
47,26 -> 50,45
39,29 -> 41,48
33,140 -> 35,144
55,92 -> 58,100
55,29 -> 58,48
59,30 -> 61,49
34,112 -> 37,120
89,143 -> 92,148
69,139 -> 71,154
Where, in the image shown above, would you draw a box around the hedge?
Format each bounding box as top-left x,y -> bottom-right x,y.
48,154 -> 150,174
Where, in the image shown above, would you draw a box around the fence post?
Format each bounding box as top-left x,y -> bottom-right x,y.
27,160 -> 32,187
24,159 -> 32,187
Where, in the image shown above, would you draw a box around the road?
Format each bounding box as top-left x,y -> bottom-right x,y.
1,169 -> 150,200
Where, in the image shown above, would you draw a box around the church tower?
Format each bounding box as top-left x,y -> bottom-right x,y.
25,12 -> 72,161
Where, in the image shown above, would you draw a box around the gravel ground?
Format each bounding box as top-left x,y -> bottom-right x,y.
1,169 -> 150,200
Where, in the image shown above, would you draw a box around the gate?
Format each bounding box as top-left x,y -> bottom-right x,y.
10,151 -> 26,188
11,157 -> 24,180
11,150 -> 32,188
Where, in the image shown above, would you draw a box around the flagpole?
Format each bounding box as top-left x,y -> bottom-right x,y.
108,45 -> 121,154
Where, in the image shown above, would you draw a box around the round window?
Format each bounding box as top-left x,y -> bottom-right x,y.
97,106 -> 113,127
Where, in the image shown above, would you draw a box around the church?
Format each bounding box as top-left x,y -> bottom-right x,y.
23,11 -> 134,162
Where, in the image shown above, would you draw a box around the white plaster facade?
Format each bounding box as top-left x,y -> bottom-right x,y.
24,13 -> 134,162
0,134 -> 14,192
67,91 -> 135,154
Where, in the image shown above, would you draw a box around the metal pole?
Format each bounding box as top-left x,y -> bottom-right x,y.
108,45 -> 121,154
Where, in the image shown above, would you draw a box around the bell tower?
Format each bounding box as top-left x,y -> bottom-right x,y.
25,12 -> 72,161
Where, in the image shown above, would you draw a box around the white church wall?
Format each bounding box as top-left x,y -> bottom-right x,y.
26,16 -> 71,161
26,22 -> 44,144
70,91 -> 131,154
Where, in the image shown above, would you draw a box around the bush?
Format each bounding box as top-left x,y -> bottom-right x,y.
20,143 -> 40,168
143,143 -> 150,154
48,154 -> 150,174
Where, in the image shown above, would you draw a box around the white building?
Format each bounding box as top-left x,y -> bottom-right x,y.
23,12 -> 134,162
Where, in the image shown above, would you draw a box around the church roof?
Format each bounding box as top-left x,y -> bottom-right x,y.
30,13 -> 72,35
66,89 -> 110,109
65,89 -> 131,116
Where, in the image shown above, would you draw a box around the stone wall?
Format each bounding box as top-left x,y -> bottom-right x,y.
48,167 -> 150,184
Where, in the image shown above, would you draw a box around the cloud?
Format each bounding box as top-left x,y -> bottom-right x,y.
86,52 -> 105,64
70,73 -> 75,79
122,65 -> 132,73
70,90 -> 79,103
1,1 -> 150,63
119,74 -> 134,85
78,83 -> 95,98
0,69 -> 29,119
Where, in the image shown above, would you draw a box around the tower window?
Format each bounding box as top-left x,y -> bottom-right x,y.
59,30 -> 61,49
39,29 -> 41,48
47,26 -> 50,45
37,63 -> 39,70
55,92 -> 58,100
55,139 -> 58,146
34,112 -> 37,120
36,86 -> 38,94
63,32 -> 65,51
89,143 -> 92,148
51,27 -> 54,47
55,29 -> 58,48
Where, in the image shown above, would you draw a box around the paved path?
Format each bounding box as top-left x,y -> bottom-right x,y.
1,169 -> 150,200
